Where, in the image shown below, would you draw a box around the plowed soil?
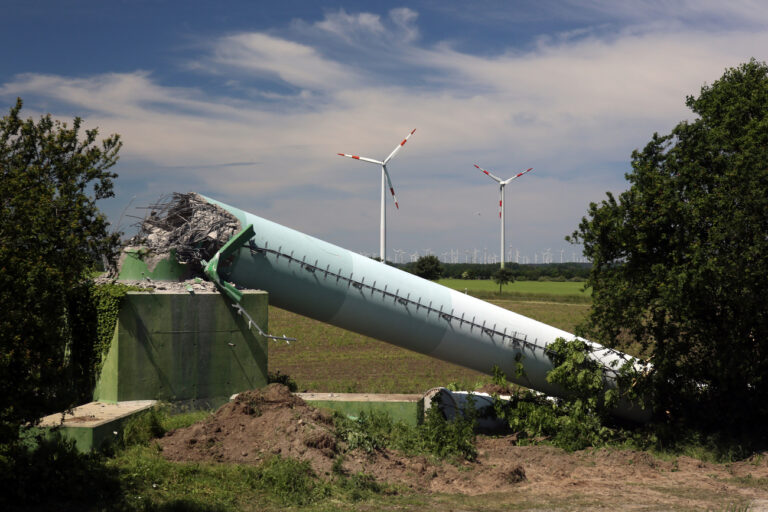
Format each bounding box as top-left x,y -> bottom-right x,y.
157,384 -> 768,510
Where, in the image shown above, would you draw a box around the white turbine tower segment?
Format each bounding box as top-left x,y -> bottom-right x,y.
474,164 -> 533,268
338,129 -> 416,262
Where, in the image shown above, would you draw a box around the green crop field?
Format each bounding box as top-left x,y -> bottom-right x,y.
268,292 -> 592,394
437,278 -> 591,299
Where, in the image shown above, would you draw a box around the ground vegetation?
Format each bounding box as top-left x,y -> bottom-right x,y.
568,60 -> 768,435
0,98 -> 121,447
401,261 -> 591,281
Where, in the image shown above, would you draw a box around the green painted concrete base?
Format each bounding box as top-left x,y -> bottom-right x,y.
36,400 -> 157,453
297,393 -> 424,426
94,291 -> 269,408
118,248 -> 191,281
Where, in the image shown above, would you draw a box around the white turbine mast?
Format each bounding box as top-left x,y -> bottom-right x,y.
474,164 -> 533,268
338,128 -> 416,262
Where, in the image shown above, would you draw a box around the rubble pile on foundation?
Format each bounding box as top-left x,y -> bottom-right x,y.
130,192 -> 241,270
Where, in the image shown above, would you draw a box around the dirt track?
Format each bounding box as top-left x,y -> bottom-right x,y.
157,384 -> 768,510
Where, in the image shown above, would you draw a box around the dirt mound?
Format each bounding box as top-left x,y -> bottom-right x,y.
157,385 -> 768,505
159,384 -> 338,474
157,384 -> 527,494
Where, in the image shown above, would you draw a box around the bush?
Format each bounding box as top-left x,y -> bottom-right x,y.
0,99 -> 121,447
335,406 -> 477,462
413,255 -> 444,280
568,60 -> 768,433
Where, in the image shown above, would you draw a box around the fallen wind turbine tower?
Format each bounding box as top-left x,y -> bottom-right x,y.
474,164 -> 532,269
337,128 -> 416,262
185,193 -> 648,422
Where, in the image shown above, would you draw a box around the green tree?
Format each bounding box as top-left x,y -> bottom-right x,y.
568,60 -> 768,432
492,268 -> 514,293
414,255 -> 444,280
0,98 -> 121,446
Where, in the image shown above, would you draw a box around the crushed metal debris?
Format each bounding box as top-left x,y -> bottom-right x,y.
128,192 -> 241,272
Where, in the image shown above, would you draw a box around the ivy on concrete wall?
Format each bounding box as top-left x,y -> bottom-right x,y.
90,283 -> 144,375
64,282 -> 144,406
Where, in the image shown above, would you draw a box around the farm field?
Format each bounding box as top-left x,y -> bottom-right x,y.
267,297 -> 591,393
438,278 -> 591,301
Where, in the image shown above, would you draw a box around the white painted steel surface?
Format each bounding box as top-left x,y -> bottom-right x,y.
204,195 -> 647,421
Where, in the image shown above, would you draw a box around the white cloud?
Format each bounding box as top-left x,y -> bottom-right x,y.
315,9 -> 386,39
314,7 -> 419,44
210,33 -> 360,91
3,5 -> 768,257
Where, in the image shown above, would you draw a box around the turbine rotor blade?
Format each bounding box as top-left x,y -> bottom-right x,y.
383,128 -> 416,164
337,153 -> 383,165
505,167 -> 533,183
474,164 -> 502,183
382,165 -> 399,209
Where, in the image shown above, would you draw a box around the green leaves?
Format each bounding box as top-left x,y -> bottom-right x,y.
493,267 -> 515,293
0,98 -> 121,446
569,60 -> 768,433
413,254 -> 444,280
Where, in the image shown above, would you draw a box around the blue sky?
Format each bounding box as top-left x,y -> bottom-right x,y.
2,1 -> 767,263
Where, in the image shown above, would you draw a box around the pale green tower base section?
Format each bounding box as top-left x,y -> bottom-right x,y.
94,290 -> 269,409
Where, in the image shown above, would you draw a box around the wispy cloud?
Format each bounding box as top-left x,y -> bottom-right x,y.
314,8 -> 419,45
208,33 -> 360,92
2,4 -> 767,255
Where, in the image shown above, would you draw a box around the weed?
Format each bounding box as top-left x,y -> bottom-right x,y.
254,454 -> 330,505
334,471 -> 384,502
0,438 -> 123,511
122,406 -> 166,447
267,370 -> 298,392
728,474 -> 768,490
335,405 -> 477,462
119,405 -> 212,449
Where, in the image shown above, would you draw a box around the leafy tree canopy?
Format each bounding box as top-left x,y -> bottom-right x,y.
413,255 -> 444,280
492,268 -> 515,293
568,60 -> 768,433
0,98 -> 121,445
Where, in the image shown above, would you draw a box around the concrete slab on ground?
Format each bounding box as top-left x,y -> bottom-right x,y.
38,400 -> 157,453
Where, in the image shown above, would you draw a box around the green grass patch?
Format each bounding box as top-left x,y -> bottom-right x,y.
335,406 -> 477,462
120,405 -> 213,448
438,278 -> 591,302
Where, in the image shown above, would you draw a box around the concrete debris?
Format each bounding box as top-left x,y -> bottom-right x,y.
129,193 -> 241,272
93,276 -> 219,293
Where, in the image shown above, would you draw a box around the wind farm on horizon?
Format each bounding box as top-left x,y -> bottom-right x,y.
337,128 -> 576,267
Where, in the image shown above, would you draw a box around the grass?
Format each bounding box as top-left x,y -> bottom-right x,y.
12,283 -> 766,512
267,296 -> 591,394
438,279 -> 591,302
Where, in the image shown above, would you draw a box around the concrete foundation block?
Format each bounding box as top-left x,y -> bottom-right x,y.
94,290 -> 268,408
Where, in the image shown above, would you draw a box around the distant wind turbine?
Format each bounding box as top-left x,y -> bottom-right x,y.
474,164 -> 533,268
338,129 -> 416,262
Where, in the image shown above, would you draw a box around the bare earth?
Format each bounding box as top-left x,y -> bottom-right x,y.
157,384 -> 768,510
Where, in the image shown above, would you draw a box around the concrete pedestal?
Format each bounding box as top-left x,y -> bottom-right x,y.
94,290 -> 269,409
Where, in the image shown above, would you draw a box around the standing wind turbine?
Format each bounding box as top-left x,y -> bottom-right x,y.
338,129 -> 416,262
474,164 -> 533,268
